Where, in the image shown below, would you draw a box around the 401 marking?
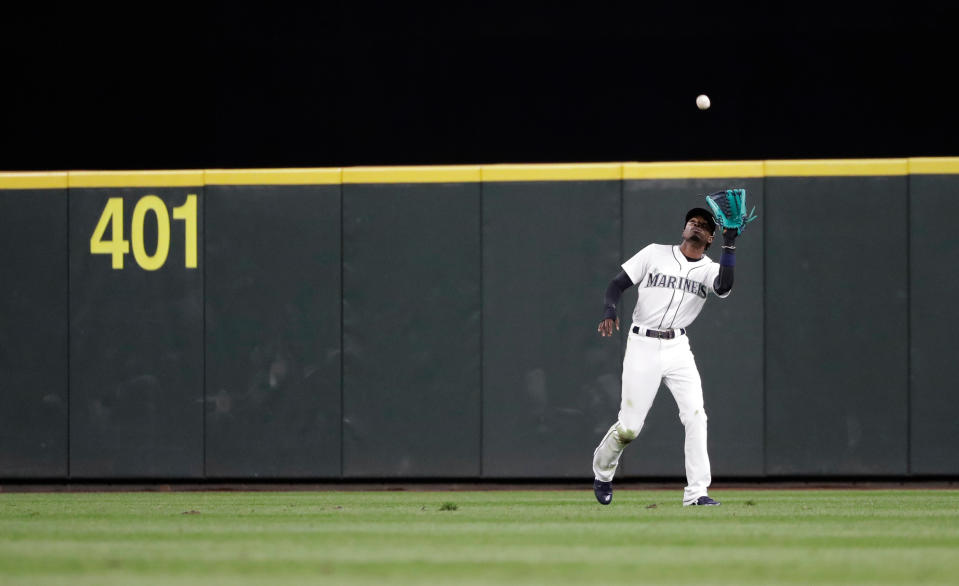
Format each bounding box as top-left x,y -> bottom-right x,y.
90,194 -> 197,270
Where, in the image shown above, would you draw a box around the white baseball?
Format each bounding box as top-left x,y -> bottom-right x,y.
696,94 -> 710,110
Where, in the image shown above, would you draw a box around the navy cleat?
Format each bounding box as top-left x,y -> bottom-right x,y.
684,495 -> 721,507
593,479 -> 613,505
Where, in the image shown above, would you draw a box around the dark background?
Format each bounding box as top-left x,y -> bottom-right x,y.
4,2 -> 958,171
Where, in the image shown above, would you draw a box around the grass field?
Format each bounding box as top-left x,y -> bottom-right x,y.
1,488 -> 958,585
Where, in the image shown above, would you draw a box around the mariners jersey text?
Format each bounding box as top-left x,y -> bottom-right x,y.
644,272 -> 708,299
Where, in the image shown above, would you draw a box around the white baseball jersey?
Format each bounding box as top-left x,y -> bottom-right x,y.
622,243 -> 729,330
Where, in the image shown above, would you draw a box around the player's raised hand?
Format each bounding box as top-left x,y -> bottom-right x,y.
598,318 -> 619,337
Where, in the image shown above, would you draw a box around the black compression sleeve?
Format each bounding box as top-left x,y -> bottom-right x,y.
603,271 -> 635,320
714,264 -> 734,296
713,231 -> 736,296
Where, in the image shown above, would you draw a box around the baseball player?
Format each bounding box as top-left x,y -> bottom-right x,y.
592,195 -> 749,507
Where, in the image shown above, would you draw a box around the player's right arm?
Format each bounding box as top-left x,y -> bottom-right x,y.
598,271 -> 635,336
598,245 -> 651,337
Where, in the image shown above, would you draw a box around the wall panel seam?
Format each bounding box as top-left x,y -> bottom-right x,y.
66,184 -> 72,480
339,183 -> 345,479
616,179 -> 627,477
906,177 -> 911,475
202,188 -> 207,479
479,182 -> 484,478
761,175 -> 768,477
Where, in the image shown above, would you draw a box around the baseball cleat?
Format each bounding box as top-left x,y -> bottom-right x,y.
593,479 -> 613,505
684,495 -> 721,506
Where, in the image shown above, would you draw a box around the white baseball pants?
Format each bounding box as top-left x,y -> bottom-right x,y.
592,328 -> 711,504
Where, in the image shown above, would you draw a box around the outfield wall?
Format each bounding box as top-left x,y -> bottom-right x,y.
1,159 -> 957,480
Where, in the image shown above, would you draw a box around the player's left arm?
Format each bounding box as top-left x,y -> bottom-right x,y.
713,229 -> 737,296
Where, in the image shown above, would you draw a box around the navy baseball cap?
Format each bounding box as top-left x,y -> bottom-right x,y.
685,207 -> 717,233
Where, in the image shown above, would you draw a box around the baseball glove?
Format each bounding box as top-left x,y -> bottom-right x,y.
705,189 -> 758,235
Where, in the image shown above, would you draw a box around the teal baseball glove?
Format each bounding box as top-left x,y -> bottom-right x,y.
705,189 -> 758,235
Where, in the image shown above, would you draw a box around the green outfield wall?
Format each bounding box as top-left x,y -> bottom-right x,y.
0,174 -> 68,478
1,159 -> 957,480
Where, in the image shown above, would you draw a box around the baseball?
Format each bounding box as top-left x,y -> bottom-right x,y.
696,94 -> 710,110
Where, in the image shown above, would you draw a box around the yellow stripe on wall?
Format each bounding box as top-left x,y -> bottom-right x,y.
623,161 -> 764,179
205,168 -> 342,185
908,157 -> 959,174
68,170 -> 205,188
343,166 -> 481,183
6,158 -> 959,188
481,163 -> 622,182
0,172 -> 69,189
765,159 -> 908,177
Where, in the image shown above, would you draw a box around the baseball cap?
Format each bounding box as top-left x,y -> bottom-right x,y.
685,207 -> 717,233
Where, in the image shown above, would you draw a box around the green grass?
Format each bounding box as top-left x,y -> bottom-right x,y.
1,489 -> 958,585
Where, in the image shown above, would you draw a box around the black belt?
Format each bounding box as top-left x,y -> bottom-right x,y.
632,326 -> 685,339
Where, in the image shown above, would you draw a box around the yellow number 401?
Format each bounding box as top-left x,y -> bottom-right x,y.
89,194 -> 198,270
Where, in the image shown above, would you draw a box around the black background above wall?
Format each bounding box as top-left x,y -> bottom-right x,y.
3,1 -> 958,170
